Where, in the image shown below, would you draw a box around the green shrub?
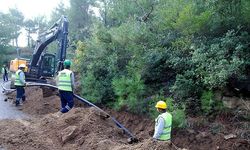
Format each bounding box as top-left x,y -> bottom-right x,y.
200,90 -> 214,114
171,73 -> 201,100
172,109 -> 187,128
112,73 -> 145,113
80,71 -> 103,104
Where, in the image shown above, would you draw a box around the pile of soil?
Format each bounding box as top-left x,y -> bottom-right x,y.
1,87 -> 172,150
1,86 -> 249,150
6,87 -> 61,115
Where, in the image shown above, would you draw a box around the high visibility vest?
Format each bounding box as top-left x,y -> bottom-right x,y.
155,112 -> 172,140
1,68 -> 4,74
58,69 -> 73,92
14,70 -> 25,86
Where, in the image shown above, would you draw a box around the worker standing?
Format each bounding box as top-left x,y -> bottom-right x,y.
57,59 -> 75,113
14,64 -> 26,106
153,101 -> 172,143
1,64 -> 9,82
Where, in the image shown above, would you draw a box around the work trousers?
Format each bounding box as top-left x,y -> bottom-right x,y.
59,90 -> 74,113
15,86 -> 25,106
3,73 -> 8,82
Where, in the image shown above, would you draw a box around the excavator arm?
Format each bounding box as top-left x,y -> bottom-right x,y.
28,16 -> 69,80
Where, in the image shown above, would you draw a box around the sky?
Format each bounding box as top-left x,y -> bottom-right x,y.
0,0 -> 69,46
0,0 -> 69,19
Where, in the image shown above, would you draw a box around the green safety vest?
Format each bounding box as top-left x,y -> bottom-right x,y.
156,112 -> 172,141
1,68 -> 4,74
14,70 -> 25,86
58,69 -> 73,92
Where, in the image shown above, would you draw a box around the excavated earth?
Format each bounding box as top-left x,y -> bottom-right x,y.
0,86 -> 249,150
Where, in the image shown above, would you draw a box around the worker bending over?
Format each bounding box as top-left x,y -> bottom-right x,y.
153,101 -> 172,142
57,60 -> 75,113
14,64 -> 26,106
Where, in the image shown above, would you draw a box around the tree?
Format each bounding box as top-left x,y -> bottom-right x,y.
0,12 -> 14,46
8,8 -> 24,47
68,0 -> 97,40
72,0 -> 250,115
50,2 -> 69,24
24,19 -> 38,47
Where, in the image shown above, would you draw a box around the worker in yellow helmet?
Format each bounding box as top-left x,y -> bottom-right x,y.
14,64 -> 26,106
153,101 -> 172,142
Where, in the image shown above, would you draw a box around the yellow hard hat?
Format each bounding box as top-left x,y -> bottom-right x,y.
155,101 -> 167,109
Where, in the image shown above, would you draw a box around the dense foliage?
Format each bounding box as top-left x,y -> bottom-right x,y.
71,0 -> 250,118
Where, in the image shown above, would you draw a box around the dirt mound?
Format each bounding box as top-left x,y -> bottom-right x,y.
2,86 -> 249,150
0,119 -> 54,150
38,107 -> 172,150
6,87 -> 61,115
0,107 -> 171,150
23,87 -> 60,115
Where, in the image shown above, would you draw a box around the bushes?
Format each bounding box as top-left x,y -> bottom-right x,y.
200,90 -> 214,114
200,90 -> 225,115
112,72 -> 145,113
73,0 -> 250,120
172,109 -> 187,128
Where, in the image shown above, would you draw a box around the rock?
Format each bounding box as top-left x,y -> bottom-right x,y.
222,96 -> 250,110
195,132 -> 209,139
61,126 -> 78,143
224,134 -> 236,140
187,129 -> 195,134
222,96 -> 239,109
127,137 -> 138,144
76,136 -> 85,146
96,111 -> 110,120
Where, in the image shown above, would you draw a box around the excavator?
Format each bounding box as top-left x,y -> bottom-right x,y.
9,16 -> 69,87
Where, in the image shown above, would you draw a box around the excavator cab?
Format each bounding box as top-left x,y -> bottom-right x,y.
39,53 -> 56,77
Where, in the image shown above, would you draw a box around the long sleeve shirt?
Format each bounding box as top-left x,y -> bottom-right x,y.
153,116 -> 165,139
19,71 -> 26,85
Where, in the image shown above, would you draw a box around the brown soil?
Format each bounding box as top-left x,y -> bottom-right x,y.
0,86 -> 249,150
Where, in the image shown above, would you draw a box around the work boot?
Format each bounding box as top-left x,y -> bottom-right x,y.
15,100 -> 20,107
15,98 -> 22,106
22,96 -> 26,102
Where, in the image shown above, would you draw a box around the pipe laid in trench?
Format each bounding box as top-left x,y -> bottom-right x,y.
2,82 -> 137,141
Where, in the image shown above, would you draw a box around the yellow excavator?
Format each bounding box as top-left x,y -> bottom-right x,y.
9,16 -> 69,88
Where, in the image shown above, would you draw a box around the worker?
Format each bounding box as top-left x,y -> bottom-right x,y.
1,64 -> 9,82
14,64 -> 26,106
57,59 -> 75,113
153,100 -> 172,142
